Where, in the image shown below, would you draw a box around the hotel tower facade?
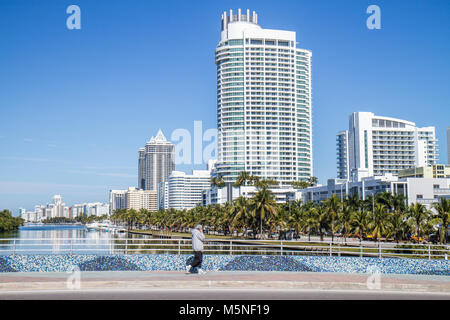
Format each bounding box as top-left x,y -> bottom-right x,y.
337,112 -> 438,181
138,129 -> 175,191
215,9 -> 313,184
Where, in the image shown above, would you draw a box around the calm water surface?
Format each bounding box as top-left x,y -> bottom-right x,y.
0,223 -> 130,255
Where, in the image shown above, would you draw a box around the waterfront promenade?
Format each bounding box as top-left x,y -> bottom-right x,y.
0,270 -> 449,299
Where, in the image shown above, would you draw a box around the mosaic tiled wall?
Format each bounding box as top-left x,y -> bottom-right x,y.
0,254 -> 448,275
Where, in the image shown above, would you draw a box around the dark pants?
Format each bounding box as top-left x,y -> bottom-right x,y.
190,251 -> 203,270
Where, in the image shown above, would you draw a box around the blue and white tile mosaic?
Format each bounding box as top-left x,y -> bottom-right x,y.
0,254 -> 448,275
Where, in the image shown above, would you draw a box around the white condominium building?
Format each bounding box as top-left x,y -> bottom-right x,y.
338,112 -> 438,181
215,9 -> 313,185
138,129 -> 175,191
167,169 -> 212,210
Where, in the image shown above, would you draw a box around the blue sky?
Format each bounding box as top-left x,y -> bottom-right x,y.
1,0 -> 449,214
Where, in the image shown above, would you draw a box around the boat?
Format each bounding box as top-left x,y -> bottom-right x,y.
85,222 -> 100,231
86,220 -> 124,233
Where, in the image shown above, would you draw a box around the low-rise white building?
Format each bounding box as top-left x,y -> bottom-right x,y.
300,175 -> 450,209
109,187 -> 158,214
71,202 -> 110,218
202,184 -> 301,206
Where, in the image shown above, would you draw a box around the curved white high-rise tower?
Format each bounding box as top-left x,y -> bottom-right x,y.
216,9 -> 313,184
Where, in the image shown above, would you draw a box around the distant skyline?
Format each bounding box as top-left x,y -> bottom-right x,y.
1,0 -> 449,214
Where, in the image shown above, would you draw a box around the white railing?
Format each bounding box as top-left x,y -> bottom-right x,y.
0,238 -> 449,260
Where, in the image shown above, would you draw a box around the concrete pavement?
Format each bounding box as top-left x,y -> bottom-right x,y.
2,288 -> 450,300
0,271 -> 449,299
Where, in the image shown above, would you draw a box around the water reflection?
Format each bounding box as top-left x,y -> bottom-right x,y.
0,224 -> 127,255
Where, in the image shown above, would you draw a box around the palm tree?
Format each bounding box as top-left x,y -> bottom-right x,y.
370,203 -> 391,241
338,203 -> 353,244
352,210 -> 369,243
137,209 -> 149,229
216,203 -> 233,236
363,194 -> 376,213
302,205 -> 320,241
250,185 -> 278,239
431,198 -> 450,244
375,191 -> 394,211
288,202 -> 305,240
346,193 -> 362,213
408,202 -> 430,240
234,171 -> 252,187
125,209 -> 139,230
231,196 -> 253,237
210,176 -> 225,188
388,210 -> 408,243
322,194 -> 341,242
290,180 -> 310,189
391,193 -> 407,213
315,205 -> 330,241
273,203 -> 291,239
308,176 -> 318,186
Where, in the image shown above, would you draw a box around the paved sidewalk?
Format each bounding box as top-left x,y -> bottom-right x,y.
1,271 -> 449,293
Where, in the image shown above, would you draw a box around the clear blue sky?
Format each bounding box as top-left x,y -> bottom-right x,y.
1,0 -> 449,215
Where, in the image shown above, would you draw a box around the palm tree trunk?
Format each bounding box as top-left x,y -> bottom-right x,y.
260,218 -> 262,239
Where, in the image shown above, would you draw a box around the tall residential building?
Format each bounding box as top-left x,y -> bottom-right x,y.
51,195 -> 66,218
109,189 -> 127,215
167,170 -> 212,210
215,9 -> 313,185
157,181 -> 169,210
337,112 -> 438,181
138,129 -> 175,191
336,130 -> 350,180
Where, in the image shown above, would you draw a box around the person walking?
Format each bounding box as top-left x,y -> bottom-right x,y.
186,224 -> 206,274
